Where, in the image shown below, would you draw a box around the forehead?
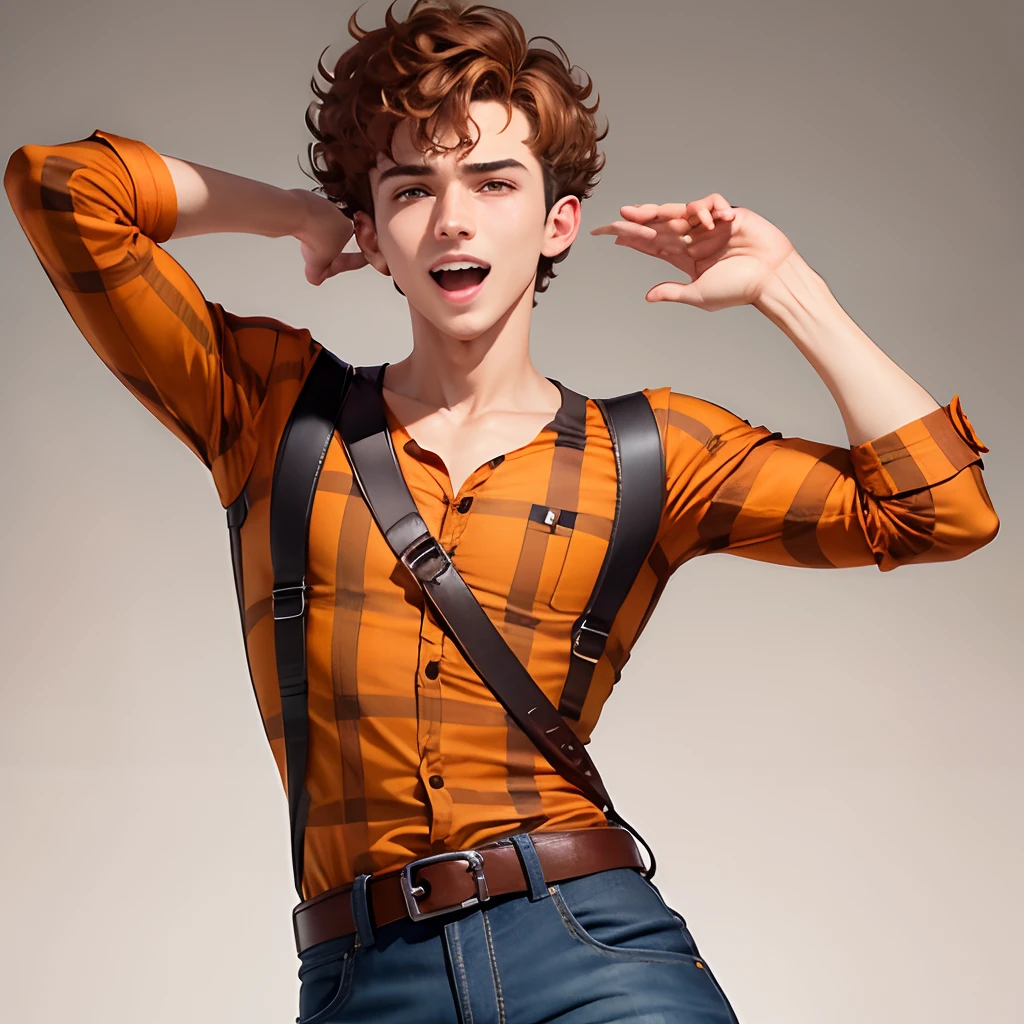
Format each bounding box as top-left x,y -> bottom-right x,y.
371,99 -> 539,184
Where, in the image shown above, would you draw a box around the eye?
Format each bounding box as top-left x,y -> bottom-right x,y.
394,186 -> 428,201
393,180 -> 516,201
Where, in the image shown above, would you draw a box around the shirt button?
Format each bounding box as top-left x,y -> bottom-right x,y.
457,496 -> 474,513
428,775 -> 445,789
424,660 -> 439,679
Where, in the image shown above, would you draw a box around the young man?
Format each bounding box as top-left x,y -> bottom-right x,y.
4,1 -> 998,1021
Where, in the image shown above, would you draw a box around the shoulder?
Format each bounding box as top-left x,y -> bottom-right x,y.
640,386 -> 757,447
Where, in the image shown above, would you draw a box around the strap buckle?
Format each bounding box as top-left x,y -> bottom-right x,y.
400,850 -> 490,922
399,534 -> 451,585
272,582 -> 308,621
572,621 -> 609,663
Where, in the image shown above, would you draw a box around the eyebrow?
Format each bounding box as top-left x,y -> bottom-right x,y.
377,158 -> 529,185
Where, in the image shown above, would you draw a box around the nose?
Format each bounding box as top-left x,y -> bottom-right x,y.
433,183 -> 475,241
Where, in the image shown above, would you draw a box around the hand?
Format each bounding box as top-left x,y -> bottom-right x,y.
589,195 -> 796,312
290,189 -> 369,286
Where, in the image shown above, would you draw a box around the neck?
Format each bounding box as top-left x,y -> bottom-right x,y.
385,274 -> 553,415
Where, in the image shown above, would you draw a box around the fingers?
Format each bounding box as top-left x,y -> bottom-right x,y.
618,195 -> 737,232
308,250 -> 369,286
683,232 -> 727,261
685,197 -> 734,231
620,203 -> 689,221
336,250 -> 369,273
593,214 -> 728,247
590,195 -> 739,269
590,220 -> 658,242
679,216 -> 731,245
322,250 -> 369,283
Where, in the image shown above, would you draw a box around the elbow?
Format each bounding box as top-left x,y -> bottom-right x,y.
4,147 -> 33,213
870,465 -> 1001,570
958,506 -> 1000,556
4,145 -> 48,225
871,506 -> 1000,572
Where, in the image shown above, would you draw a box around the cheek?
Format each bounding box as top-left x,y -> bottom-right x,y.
491,214 -> 546,274
377,210 -> 422,263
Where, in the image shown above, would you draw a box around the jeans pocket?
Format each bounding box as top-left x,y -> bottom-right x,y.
295,934 -> 357,1024
549,867 -> 698,963
550,870 -> 742,1021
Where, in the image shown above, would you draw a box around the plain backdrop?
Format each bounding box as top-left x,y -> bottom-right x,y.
1,1 -> 1021,1021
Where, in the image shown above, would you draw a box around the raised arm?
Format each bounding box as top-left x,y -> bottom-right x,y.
4,130 -> 360,505
591,195 -> 998,573
160,150 -> 366,286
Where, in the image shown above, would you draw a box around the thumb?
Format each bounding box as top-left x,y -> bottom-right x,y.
645,281 -> 704,307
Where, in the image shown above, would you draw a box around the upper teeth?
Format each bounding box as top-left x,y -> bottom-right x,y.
434,261 -> 487,272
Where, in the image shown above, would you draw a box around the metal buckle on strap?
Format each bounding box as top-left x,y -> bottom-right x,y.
572,621 -> 609,663
272,582 -> 308,621
399,534 -> 451,585
400,850 -> 490,922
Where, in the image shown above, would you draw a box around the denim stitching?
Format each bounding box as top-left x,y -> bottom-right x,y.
445,919 -> 475,1024
481,910 -> 507,1024
296,950 -> 355,1024
548,885 -> 697,965
297,936 -> 356,975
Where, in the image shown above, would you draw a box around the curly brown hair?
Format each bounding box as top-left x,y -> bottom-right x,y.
303,0 -> 608,305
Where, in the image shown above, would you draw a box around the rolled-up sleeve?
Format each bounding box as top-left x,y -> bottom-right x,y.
651,389 -> 998,574
4,129 -> 320,507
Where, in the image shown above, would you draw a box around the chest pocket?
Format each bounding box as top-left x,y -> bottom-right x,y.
531,504 -> 612,615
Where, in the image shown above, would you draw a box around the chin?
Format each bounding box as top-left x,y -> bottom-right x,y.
434,314 -> 502,343
418,296 -> 511,338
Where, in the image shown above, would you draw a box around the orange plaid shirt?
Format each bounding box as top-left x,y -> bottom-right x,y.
6,131 -> 999,900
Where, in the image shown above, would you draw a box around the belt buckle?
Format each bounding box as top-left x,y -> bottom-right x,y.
272,582 -> 307,621
400,849 -> 490,922
572,621 -> 609,663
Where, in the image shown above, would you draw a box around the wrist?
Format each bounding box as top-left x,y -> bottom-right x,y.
289,188 -> 321,242
290,188 -> 348,243
753,251 -> 834,326
752,250 -> 867,370
751,252 -> 857,359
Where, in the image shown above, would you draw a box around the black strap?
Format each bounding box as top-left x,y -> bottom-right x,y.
267,348 -> 353,899
559,394 -> 666,719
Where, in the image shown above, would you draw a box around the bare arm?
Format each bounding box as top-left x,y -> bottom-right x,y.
161,154 -> 310,239
753,251 -> 945,446
159,153 -> 367,283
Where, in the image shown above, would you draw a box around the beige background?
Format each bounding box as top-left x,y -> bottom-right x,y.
2,1 -> 1021,1021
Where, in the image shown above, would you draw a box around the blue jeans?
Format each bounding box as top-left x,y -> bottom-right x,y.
295,834 -> 741,1023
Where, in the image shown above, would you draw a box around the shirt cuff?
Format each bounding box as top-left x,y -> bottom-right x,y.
850,394 -> 989,498
88,129 -> 179,243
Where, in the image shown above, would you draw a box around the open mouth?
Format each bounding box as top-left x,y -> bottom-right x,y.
429,266 -> 491,292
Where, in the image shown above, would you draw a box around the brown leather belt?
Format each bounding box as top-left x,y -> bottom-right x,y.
292,827 -> 644,953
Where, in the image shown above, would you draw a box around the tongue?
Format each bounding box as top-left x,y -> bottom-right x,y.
437,267 -> 487,291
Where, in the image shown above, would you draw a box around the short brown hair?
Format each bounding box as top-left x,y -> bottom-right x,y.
304,0 -> 608,304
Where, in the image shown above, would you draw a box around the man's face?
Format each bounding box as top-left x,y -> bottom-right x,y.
355,99 -> 580,340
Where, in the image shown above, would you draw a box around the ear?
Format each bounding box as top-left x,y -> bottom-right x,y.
353,210 -> 391,276
541,195 -> 582,260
